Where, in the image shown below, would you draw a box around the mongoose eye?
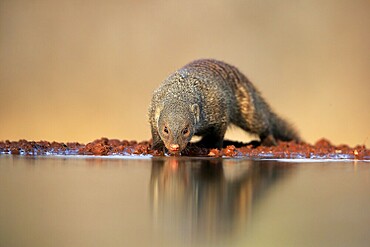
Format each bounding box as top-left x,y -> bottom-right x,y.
163,126 -> 169,134
182,127 -> 189,136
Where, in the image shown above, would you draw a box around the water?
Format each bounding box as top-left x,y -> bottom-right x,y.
0,156 -> 369,247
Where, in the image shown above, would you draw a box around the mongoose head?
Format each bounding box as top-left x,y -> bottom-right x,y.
155,103 -> 200,154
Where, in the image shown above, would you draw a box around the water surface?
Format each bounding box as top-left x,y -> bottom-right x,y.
0,156 -> 369,247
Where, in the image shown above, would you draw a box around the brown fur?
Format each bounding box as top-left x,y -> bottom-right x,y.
148,59 -> 300,154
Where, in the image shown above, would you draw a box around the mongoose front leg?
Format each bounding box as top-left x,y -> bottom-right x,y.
151,127 -> 164,150
197,125 -> 227,149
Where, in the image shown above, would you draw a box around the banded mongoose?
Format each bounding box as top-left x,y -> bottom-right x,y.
148,59 -> 300,154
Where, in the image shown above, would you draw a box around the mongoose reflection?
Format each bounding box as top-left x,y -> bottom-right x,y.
148,59 -> 300,154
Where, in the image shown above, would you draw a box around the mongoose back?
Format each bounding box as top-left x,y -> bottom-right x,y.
149,59 -> 300,154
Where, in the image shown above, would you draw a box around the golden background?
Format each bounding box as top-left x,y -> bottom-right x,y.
1,0 -> 369,146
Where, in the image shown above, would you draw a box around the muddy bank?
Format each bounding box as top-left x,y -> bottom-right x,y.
0,138 -> 368,160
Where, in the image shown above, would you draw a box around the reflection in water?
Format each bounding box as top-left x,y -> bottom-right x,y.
149,157 -> 294,245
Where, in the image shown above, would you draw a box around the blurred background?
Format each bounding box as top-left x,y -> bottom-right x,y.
0,0 -> 369,146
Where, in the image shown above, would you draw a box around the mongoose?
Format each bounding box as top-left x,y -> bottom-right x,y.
148,59 -> 300,154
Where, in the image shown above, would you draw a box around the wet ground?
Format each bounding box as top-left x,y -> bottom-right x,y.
0,155 -> 369,247
1,138 -> 369,159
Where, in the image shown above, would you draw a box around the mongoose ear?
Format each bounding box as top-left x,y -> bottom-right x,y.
191,104 -> 200,124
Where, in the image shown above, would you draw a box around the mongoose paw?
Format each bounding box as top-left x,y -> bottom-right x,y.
260,134 -> 277,146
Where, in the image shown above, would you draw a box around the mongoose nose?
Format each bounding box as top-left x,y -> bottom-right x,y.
169,144 -> 180,152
